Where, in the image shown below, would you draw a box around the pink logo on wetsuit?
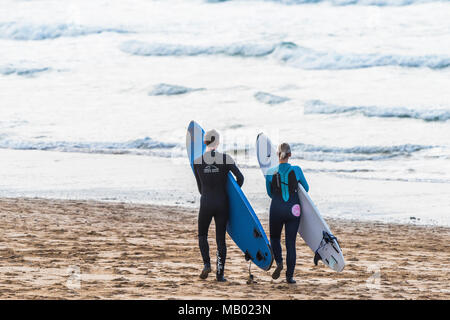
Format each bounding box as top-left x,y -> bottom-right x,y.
291,204 -> 301,217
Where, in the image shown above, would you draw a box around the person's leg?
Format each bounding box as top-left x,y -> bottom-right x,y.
269,200 -> 284,279
285,214 -> 300,282
214,207 -> 228,281
198,201 -> 213,267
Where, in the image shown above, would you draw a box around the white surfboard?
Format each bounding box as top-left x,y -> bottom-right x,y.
256,133 -> 345,272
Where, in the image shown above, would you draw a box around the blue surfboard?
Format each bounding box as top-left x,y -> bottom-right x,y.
186,121 -> 273,271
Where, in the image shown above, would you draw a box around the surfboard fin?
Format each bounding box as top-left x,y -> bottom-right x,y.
314,251 -> 322,266
256,250 -> 264,261
253,228 -> 262,238
244,250 -> 253,261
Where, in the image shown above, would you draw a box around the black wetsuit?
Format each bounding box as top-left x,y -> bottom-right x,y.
193,150 -> 244,275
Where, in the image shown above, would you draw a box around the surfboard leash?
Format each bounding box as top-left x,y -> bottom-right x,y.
246,261 -> 256,285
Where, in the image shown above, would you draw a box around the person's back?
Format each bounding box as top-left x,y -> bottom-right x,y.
193,150 -> 243,202
192,129 -> 243,282
265,143 -> 309,284
266,162 -> 309,202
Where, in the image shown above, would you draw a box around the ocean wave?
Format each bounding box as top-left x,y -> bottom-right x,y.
329,173 -> 450,184
206,0 -> 445,6
304,168 -> 375,173
149,83 -> 204,96
0,137 -> 179,156
305,100 -> 450,122
289,142 -> 433,161
120,40 -> 450,70
223,140 -> 433,162
0,22 -> 130,41
0,65 -> 51,77
271,42 -> 450,70
0,120 -> 28,129
120,40 -> 277,57
228,124 -> 245,129
254,91 -> 290,104
0,135 -> 437,163
237,163 -> 377,172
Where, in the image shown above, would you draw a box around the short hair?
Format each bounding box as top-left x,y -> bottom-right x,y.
204,129 -> 220,148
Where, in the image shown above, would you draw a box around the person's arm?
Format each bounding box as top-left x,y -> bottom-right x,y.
265,174 -> 273,199
294,166 -> 309,192
193,164 -> 202,194
265,167 -> 276,199
226,154 -> 244,187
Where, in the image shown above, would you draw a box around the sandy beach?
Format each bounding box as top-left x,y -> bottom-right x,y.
0,197 -> 448,300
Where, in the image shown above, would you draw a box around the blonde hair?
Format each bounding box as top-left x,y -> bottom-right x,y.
277,143 -> 291,160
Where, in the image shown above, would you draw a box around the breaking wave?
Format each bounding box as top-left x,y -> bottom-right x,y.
305,100 -> 450,122
0,22 -> 130,40
0,136 -> 179,157
0,65 -> 51,77
149,83 -> 204,96
254,91 -> 290,104
120,40 -> 275,57
289,142 -> 433,161
0,134 -> 437,162
120,41 -> 450,70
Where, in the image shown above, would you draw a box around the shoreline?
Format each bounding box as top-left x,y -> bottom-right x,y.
0,194 -> 445,229
1,149 -> 449,228
0,197 -> 449,299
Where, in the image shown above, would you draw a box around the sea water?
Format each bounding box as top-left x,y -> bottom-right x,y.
0,0 -> 449,226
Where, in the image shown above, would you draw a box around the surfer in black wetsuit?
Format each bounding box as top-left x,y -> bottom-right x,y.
193,129 -> 244,282
265,143 -> 309,284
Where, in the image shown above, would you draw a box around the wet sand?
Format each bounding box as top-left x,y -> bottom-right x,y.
0,197 -> 448,299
